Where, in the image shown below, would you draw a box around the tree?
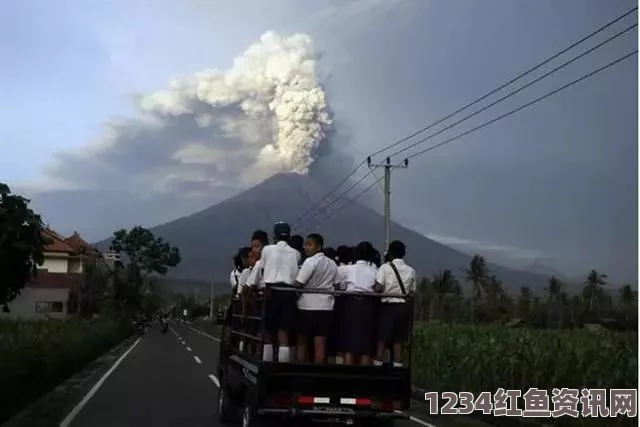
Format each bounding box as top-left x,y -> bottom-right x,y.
545,276 -> 562,328
619,284 -> 637,325
464,254 -> 489,323
109,226 -> 181,313
430,270 -> 459,321
0,183 -> 50,311
583,269 -> 607,319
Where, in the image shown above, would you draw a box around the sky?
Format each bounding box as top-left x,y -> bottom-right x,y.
1,0 -> 637,284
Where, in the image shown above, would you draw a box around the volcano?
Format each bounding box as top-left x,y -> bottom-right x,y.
97,172 -> 548,292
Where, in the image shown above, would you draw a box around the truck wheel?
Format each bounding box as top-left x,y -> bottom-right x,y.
216,379 -> 235,422
241,406 -> 275,427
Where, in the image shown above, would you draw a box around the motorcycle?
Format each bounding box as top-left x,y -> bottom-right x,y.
160,318 -> 168,334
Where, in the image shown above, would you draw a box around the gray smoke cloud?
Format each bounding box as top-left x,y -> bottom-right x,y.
41,31 -> 334,200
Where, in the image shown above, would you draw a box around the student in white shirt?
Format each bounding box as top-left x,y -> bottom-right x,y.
289,234 -> 306,266
232,247 -> 252,297
294,233 -> 337,364
374,240 -> 417,367
338,241 -> 378,366
260,222 -> 300,362
243,230 -> 269,357
329,245 -> 353,364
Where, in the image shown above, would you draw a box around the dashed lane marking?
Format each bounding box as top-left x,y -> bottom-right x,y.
194,356 -> 202,364
208,374 -> 220,387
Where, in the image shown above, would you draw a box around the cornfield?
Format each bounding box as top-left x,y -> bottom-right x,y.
0,317 -> 131,424
411,323 -> 638,426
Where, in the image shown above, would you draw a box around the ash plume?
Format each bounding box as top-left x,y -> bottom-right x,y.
42,31 -> 334,198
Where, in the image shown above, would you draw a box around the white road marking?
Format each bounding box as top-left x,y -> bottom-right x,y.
59,337 -> 142,427
194,356 -> 202,364
208,374 -> 220,387
183,324 -> 220,342
394,411 -> 436,427
186,347 -> 192,352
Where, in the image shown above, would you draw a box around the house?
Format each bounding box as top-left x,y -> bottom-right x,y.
3,229 -> 106,319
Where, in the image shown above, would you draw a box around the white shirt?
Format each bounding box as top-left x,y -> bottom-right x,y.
261,241 -> 300,285
296,252 -> 338,310
230,268 -> 240,289
246,259 -> 265,289
342,260 -> 378,293
237,267 -> 252,295
376,258 -> 417,303
334,264 -> 350,290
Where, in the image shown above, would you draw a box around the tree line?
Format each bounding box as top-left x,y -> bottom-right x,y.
414,254 -> 638,330
2,181 -> 636,329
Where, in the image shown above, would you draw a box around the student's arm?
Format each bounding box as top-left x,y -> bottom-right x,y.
295,258 -> 313,288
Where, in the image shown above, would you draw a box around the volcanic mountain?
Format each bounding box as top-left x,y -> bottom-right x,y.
98,172 -> 549,292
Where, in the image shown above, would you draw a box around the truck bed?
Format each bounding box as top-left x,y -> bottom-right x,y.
236,357 -> 412,415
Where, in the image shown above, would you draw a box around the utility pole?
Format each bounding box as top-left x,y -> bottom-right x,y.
209,281 -> 215,321
367,156 -> 409,251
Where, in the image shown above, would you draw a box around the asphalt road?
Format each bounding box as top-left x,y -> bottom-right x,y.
63,322 -> 438,427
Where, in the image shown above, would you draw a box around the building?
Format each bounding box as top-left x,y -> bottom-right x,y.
3,229 -> 106,319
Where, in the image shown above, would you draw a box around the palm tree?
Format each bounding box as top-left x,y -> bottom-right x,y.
583,269 -> 607,319
430,269 -> 459,320
545,276 -> 562,328
485,275 -> 505,320
464,255 -> 489,323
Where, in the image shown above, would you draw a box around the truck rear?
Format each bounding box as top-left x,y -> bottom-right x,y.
216,287 -> 414,426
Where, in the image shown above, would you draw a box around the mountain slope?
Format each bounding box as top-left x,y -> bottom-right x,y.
97,172 -> 549,292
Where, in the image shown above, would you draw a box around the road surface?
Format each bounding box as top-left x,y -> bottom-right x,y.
63,322 -> 437,427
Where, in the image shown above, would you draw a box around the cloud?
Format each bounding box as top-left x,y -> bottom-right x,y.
37,31 -> 333,199
426,233 -> 543,263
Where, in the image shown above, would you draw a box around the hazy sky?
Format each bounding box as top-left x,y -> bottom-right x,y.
1,0 -> 637,283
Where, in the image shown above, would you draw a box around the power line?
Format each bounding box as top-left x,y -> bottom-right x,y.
366,6 -> 637,160
306,174 -> 385,230
386,22 -> 637,159
294,168 -> 376,228
291,158 -> 367,225
292,6 -> 637,226
307,49 -> 637,229
404,50 -> 638,161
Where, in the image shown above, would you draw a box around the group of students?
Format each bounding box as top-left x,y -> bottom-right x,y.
229,221 -> 417,367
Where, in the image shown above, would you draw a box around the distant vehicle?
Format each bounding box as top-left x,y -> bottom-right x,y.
215,287 -> 413,426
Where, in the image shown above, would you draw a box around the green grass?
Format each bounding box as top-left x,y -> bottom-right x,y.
0,317 -> 132,423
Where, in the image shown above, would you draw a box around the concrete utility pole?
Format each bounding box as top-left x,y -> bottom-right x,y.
367,156 -> 409,251
209,281 -> 215,320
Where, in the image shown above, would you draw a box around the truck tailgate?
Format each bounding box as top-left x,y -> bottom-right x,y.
258,362 -> 411,410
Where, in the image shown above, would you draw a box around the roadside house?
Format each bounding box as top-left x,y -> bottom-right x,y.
3,229 -> 106,319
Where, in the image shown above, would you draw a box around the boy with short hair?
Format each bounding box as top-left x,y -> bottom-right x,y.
260,222 -> 300,362
374,240 -> 416,367
295,233 -> 337,363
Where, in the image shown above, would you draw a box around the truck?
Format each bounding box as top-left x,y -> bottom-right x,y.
215,286 -> 414,426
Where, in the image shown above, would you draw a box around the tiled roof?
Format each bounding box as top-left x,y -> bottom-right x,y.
64,231 -> 99,255
29,271 -> 84,289
42,229 -> 75,254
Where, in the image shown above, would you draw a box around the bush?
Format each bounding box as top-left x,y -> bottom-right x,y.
0,317 -> 132,423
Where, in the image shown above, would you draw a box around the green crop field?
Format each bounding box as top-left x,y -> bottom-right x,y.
411,323 -> 637,393
0,317 -> 132,424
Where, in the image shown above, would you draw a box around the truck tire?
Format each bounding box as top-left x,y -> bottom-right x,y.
216,377 -> 236,423
240,406 -> 276,427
